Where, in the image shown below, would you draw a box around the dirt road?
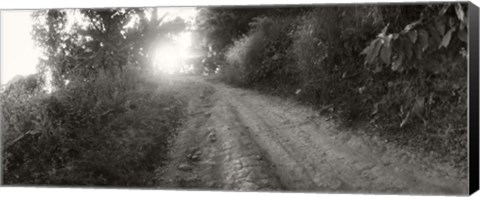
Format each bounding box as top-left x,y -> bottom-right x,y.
154,76 -> 468,195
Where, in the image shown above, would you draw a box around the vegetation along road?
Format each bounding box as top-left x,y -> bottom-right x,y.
2,4 -> 469,195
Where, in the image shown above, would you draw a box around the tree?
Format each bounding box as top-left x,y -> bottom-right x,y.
3,8 -> 189,185
32,8 -> 187,90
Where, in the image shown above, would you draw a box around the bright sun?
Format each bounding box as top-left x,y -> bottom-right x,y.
153,32 -> 193,74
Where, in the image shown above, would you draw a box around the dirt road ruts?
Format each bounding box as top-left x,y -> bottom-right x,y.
155,76 -> 467,195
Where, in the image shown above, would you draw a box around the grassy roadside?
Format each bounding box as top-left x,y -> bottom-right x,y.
2,72 -> 187,187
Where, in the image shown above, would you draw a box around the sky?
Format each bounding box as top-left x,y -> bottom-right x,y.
0,7 -> 197,85
1,10 -> 40,85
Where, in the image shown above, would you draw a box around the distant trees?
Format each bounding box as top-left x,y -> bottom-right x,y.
32,8 -> 186,89
193,7 -> 308,73
193,8 -> 262,73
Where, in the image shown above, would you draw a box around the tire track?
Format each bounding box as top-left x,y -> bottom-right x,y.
156,76 -> 467,195
214,83 -> 466,194
208,100 -> 283,191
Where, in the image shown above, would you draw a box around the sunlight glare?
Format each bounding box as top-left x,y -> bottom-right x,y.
154,44 -> 181,74
153,31 -> 193,74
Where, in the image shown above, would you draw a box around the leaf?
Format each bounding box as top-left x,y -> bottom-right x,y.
362,45 -> 374,64
380,44 -> 392,65
361,41 -> 374,55
367,39 -> 383,64
418,29 -> 429,51
378,24 -> 390,38
439,4 -> 450,15
457,28 -> 467,42
455,4 -> 465,22
407,30 -> 418,43
392,33 -> 399,40
392,52 -> 404,71
440,28 -> 455,48
372,39 -> 383,55
402,20 -> 421,33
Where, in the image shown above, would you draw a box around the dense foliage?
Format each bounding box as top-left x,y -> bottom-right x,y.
206,3 -> 468,169
2,8 -> 187,185
223,16 -> 296,86
193,7 -> 310,74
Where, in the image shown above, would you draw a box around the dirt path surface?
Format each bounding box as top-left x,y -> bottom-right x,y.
154,76 -> 468,195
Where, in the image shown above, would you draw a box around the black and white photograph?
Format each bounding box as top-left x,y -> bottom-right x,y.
1,1 -> 478,196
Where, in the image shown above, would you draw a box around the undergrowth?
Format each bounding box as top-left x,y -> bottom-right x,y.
2,69 -> 184,186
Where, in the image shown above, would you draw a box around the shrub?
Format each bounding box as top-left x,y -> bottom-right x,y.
223,16 -> 297,87
360,4 -> 468,154
2,69 -> 184,186
224,27 -> 265,85
289,6 -> 381,119
1,74 -> 47,146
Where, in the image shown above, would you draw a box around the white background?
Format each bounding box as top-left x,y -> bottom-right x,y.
1,0 -> 479,197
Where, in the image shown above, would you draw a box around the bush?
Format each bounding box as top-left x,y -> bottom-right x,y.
1,74 -> 47,146
223,16 -> 297,87
224,25 -> 265,85
2,68 -> 184,186
359,4 -> 468,162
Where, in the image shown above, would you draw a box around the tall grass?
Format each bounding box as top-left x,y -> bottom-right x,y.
2,67 -> 184,186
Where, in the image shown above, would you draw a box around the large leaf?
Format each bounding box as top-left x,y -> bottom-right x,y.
440,28 -> 455,48
378,24 -> 389,38
380,44 -> 392,65
365,39 -> 383,64
418,29 -> 429,51
362,40 -> 374,63
407,30 -> 418,43
455,3 -> 465,22
371,40 -> 383,62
